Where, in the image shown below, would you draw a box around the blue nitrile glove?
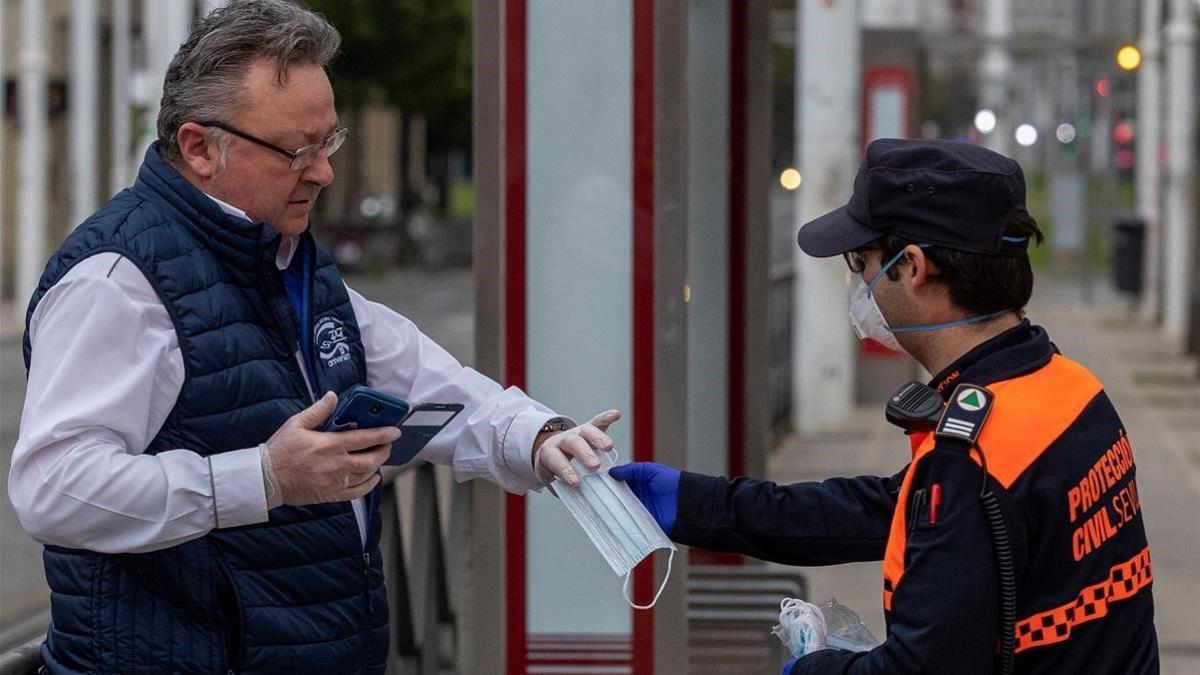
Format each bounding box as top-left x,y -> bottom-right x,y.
781,656 -> 798,675
608,461 -> 680,535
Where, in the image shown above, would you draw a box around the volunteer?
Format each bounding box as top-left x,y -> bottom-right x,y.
613,138 -> 1158,673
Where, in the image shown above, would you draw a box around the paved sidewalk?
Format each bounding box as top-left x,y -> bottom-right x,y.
767,273 -> 1200,673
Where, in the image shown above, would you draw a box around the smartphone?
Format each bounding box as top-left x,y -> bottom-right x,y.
388,403 -> 464,466
321,386 -> 465,467
321,385 -> 410,432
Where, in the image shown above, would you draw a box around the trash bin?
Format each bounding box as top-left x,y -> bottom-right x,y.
1111,217 -> 1145,295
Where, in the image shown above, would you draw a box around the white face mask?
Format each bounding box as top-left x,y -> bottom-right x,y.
551,451 -> 676,609
848,272 -> 903,351
849,245 -> 1014,351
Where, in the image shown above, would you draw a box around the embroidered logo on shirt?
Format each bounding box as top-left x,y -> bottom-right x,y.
315,317 -> 352,367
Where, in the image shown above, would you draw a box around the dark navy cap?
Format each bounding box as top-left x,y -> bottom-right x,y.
796,138 -> 1030,257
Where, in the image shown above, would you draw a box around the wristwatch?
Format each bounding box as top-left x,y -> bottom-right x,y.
538,416 -> 574,435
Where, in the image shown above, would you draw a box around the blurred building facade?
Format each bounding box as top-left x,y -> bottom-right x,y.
0,0 -> 414,310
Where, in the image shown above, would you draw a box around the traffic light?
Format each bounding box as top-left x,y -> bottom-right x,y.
1116,45 -> 1142,72
1113,120 -> 1135,171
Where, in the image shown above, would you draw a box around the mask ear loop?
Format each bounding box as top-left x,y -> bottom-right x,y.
888,307 -> 1016,334
866,248 -> 909,291
605,448 -> 619,469
621,548 -> 675,610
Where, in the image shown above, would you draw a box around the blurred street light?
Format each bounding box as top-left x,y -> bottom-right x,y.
780,168 -> 802,190
1114,121 -> 1135,171
1095,78 -> 1111,97
1117,44 -> 1142,71
1015,124 -> 1038,147
1055,123 -> 1077,144
1113,121 -> 1135,144
974,108 -> 998,134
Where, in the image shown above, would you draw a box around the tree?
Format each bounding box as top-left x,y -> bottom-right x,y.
304,0 -> 472,218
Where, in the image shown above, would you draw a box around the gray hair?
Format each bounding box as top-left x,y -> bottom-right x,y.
157,0 -> 341,163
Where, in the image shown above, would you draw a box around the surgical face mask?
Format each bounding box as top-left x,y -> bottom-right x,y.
551,451 -> 676,609
849,267 -> 903,351
849,246 -> 1014,350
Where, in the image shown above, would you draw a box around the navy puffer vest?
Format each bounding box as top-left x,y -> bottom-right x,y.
22,145 -> 389,674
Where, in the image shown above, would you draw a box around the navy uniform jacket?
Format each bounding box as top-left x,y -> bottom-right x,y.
673,321 -> 1158,673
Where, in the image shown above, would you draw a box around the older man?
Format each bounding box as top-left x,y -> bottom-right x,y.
10,2 -> 614,673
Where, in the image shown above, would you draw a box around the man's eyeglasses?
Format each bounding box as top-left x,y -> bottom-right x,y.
199,121 -> 349,171
843,248 -> 879,274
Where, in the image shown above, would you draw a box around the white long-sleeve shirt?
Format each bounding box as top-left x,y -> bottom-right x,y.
10,213 -> 553,555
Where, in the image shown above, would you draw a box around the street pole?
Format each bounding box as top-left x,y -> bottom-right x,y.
793,0 -> 859,434
111,0 -> 132,194
1084,72 -> 1115,306
0,0 -> 5,291
1162,0 -> 1196,344
71,0 -> 100,227
1137,0 -> 1165,323
17,0 -> 48,319
979,0 -> 1013,156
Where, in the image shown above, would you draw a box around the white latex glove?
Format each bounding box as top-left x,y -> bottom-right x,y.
260,391 -> 400,507
534,410 -> 621,485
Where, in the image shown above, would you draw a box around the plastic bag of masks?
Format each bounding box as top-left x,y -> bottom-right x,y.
772,597 -> 880,657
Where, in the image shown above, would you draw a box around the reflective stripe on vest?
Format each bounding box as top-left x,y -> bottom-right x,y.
1014,546 -> 1152,652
